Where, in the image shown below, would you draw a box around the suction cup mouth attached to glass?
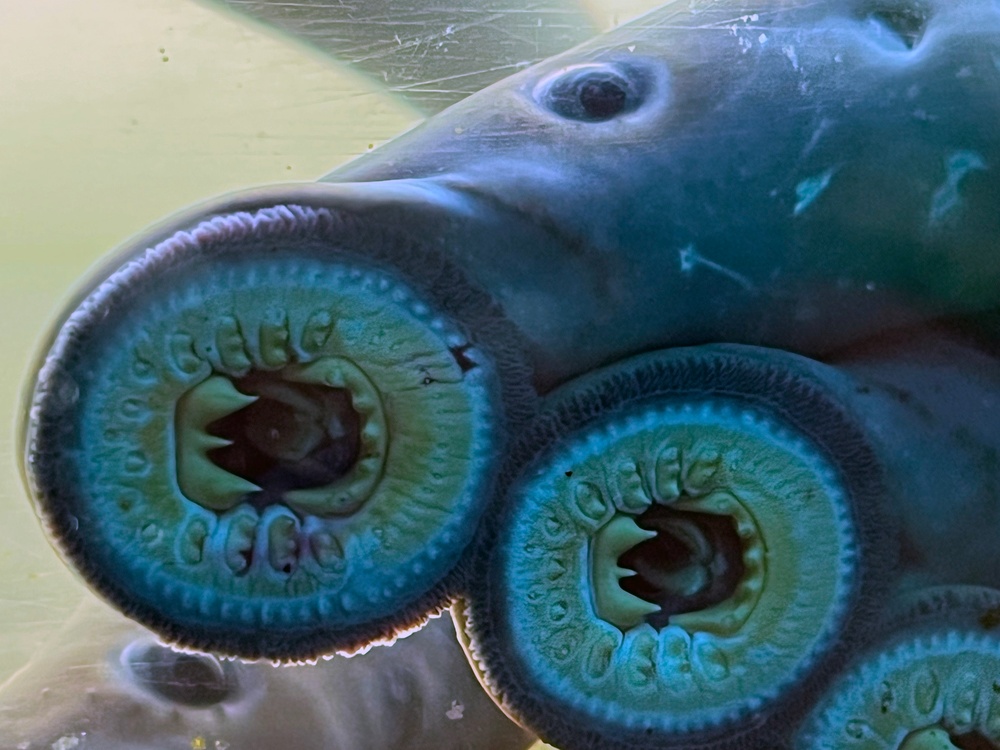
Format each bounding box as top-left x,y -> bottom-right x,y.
797,585 -> 1000,750
21,184 -> 533,661
459,345 -> 894,750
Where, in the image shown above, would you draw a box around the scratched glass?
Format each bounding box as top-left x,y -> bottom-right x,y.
5,1 -> 1000,749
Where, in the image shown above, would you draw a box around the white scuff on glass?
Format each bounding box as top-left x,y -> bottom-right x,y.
782,44 -> 799,70
446,699 -> 465,720
678,244 -> 755,291
794,167 -> 837,216
929,150 -> 988,225
51,736 -> 82,750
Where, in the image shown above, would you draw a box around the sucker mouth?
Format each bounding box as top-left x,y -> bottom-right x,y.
175,356 -> 387,518
800,584 -> 1000,750
479,345 -> 884,748
589,487 -> 765,636
207,372 -> 362,495
20,194 -> 527,660
617,503 -> 747,630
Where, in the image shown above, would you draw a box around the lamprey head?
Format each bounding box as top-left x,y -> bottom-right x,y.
459,345 -> 893,750
21,187 -> 534,660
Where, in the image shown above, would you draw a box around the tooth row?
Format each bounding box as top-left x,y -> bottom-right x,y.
177,508 -> 347,576
591,514 -> 660,631
282,356 -> 389,517
152,256 -> 473,385
163,305 -> 338,380
561,439 -> 726,530
670,490 -> 766,637
174,355 -> 390,518
174,376 -> 261,511
532,619 -> 736,702
799,630 -> 1000,749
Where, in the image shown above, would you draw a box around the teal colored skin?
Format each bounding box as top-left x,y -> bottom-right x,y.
315,0 -> 1000,591
324,0 -> 1000,389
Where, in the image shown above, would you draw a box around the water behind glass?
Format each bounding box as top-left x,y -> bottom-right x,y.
0,1 -> 655,748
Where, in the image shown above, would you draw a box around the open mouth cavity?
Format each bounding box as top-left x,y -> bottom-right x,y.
175,356 -> 387,518
589,450 -> 766,636
900,727 -> 998,750
616,503 -> 749,629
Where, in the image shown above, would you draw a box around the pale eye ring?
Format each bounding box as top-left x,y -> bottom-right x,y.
534,62 -> 651,122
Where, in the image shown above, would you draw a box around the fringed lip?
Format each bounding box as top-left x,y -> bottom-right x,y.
19,181 -> 536,662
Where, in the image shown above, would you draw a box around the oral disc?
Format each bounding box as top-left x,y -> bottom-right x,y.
797,586 -> 1000,750
22,202 -> 528,660
459,345 -> 892,750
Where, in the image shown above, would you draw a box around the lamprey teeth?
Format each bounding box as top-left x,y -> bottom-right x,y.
461,346 -> 890,750
669,491 -> 766,638
796,586 -> 1000,750
175,376 -> 261,510
898,727 -> 961,750
592,514 -> 660,630
282,356 -> 388,517
21,203 -> 528,661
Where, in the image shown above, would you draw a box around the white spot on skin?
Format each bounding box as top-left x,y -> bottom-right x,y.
783,44 -> 799,70
929,150 -> 988,225
794,168 -> 837,216
802,118 -> 834,158
678,245 -> 755,291
446,699 -> 464,720
758,33 -> 768,44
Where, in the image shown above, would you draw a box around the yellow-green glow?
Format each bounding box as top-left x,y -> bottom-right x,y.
1,0 -> 415,683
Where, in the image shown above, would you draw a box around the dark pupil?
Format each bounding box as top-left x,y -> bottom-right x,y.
207,370 -> 361,500
578,78 -> 628,120
618,504 -> 746,630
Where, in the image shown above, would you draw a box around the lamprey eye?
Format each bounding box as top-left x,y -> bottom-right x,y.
535,62 -> 651,122
120,639 -> 240,708
458,345 -> 893,750
21,201 -> 532,661
797,586 -> 1000,750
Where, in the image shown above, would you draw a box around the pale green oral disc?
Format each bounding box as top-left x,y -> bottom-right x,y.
23,204 -> 520,661
798,587 -> 1000,750
461,346 -> 889,750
